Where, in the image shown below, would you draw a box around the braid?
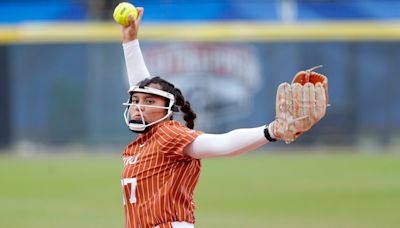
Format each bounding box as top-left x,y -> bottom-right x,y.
139,76 -> 197,129
174,89 -> 196,129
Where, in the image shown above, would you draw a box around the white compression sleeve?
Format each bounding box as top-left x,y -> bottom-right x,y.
185,126 -> 271,159
122,40 -> 151,86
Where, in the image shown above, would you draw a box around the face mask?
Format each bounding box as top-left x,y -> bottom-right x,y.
123,86 -> 175,133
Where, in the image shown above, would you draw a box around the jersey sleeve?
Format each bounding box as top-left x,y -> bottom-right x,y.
155,122 -> 202,158
122,39 -> 150,86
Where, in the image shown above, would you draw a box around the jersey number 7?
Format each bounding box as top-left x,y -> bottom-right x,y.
121,178 -> 137,204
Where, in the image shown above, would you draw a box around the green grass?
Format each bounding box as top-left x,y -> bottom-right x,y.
1,152 -> 400,227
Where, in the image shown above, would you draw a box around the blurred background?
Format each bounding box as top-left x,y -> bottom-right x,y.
1,0 -> 400,153
1,0 -> 400,228
1,0 -> 400,152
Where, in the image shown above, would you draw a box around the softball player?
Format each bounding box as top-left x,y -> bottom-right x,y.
119,8 -> 327,228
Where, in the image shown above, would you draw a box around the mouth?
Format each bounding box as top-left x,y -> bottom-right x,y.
129,119 -> 143,124
129,119 -> 151,127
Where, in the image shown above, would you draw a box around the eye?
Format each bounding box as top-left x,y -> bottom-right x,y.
145,99 -> 155,105
131,98 -> 139,104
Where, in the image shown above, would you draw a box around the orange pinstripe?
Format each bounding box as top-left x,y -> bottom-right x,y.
122,120 -> 202,228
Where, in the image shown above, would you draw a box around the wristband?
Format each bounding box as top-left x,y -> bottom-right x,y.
264,124 -> 277,142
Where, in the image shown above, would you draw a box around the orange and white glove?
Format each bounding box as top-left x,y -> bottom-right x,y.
270,65 -> 328,144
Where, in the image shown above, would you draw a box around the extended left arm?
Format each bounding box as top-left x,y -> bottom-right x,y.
184,125 -> 276,159
185,66 -> 329,159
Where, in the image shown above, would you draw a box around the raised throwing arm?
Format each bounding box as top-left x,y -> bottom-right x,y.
120,7 -> 150,86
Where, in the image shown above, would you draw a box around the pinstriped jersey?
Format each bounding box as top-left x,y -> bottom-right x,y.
121,120 -> 203,228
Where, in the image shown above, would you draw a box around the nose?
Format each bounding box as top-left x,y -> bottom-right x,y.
129,104 -> 144,120
131,104 -> 144,112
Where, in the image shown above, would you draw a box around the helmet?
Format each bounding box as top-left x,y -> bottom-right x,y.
123,86 -> 175,133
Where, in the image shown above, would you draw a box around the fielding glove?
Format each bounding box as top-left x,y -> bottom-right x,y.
271,65 -> 328,144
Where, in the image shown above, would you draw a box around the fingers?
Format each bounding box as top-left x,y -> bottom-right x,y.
136,7 -> 144,24
314,83 -> 327,121
275,83 -> 295,142
121,7 -> 143,42
292,83 -> 305,130
302,82 -> 314,130
292,83 -> 310,132
322,80 -> 329,104
131,7 -> 143,29
127,7 -> 143,29
276,82 -> 291,120
276,83 -> 291,136
291,83 -> 302,120
128,14 -> 136,29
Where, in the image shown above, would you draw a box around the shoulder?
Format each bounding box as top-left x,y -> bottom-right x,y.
153,121 -> 203,156
156,120 -> 190,138
154,120 -> 203,142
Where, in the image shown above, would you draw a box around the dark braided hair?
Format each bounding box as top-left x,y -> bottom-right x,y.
137,76 -> 197,129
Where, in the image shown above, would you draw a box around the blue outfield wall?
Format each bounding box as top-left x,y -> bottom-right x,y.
1,0 -> 400,23
1,40 -> 400,148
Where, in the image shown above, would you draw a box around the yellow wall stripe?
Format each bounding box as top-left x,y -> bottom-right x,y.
1,21 -> 400,44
